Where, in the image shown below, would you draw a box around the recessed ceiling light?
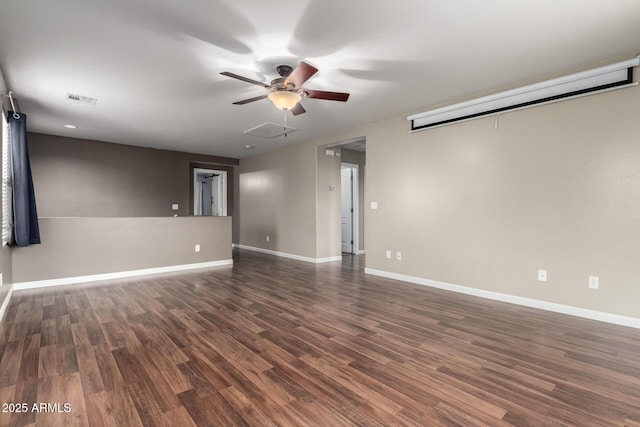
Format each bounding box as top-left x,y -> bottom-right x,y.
245,145 -> 255,149
63,124 -> 77,129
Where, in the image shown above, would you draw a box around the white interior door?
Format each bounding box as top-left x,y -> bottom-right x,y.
211,173 -> 226,216
216,172 -> 226,216
195,181 -> 203,215
211,175 -> 219,215
341,167 -> 353,253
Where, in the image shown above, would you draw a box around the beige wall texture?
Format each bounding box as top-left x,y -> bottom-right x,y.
316,146 -> 341,259
237,136 -> 361,261
239,69 -> 640,319
28,132 -> 239,220
368,85 -> 640,318
12,216 -> 231,283
238,141 -> 318,258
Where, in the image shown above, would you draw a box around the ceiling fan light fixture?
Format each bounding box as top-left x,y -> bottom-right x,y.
268,90 -> 301,110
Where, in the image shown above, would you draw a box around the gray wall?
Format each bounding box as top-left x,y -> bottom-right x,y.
28,132 -> 239,222
12,216 -> 231,283
4,132 -> 239,291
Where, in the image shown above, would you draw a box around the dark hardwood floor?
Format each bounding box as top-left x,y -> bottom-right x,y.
1,249 -> 640,426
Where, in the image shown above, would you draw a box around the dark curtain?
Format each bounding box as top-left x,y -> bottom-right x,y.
8,111 -> 40,246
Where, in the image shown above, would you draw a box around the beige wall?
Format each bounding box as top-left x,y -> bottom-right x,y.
238,141 -> 317,258
238,70 -> 640,319
12,216 -> 231,283
28,132 -> 239,222
365,84 -> 640,318
316,146 -> 341,258
237,135 -> 361,261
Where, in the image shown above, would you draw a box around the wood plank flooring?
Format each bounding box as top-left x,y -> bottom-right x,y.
1,249 -> 640,426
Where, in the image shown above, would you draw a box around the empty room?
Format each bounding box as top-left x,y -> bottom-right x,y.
1,1 -> 640,425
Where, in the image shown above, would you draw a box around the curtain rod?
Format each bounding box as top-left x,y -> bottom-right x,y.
1,91 -> 20,118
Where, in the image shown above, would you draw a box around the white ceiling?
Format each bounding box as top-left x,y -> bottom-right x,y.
1,0 -> 639,159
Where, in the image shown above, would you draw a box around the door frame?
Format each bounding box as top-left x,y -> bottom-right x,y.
193,168 -> 227,216
341,162 -> 359,255
189,162 -> 234,217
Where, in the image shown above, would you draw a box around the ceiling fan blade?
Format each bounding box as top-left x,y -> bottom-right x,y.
290,103 -> 306,116
304,89 -> 350,102
232,94 -> 269,105
285,62 -> 318,88
220,71 -> 270,88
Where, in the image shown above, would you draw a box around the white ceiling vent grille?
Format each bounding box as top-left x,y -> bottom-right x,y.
65,93 -> 97,105
244,122 -> 296,138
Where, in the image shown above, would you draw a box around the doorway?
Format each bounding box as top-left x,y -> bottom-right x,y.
341,163 -> 359,254
194,168 -> 227,216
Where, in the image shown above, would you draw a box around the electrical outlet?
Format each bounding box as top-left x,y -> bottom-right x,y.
538,269 -> 547,282
386,250 -> 391,259
589,276 -> 599,289
195,244 -> 200,252
396,251 -> 402,261
172,204 -> 179,210
266,235 -> 270,242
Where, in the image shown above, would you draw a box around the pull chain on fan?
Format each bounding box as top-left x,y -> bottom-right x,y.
283,109 -> 288,137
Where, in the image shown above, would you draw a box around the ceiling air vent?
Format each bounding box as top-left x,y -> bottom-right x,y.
65,93 -> 97,105
244,122 -> 296,139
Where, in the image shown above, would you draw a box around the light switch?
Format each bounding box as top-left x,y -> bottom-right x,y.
371,201 -> 378,210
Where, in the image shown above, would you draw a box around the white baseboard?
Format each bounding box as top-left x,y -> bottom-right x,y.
12,259 -> 233,291
357,250 -> 366,255
0,285 -> 13,322
365,268 -> 640,329
318,256 -> 343,263
233,244 -> 342,264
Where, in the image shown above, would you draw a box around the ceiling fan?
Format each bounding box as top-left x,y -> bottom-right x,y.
220,62 -> 350,115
